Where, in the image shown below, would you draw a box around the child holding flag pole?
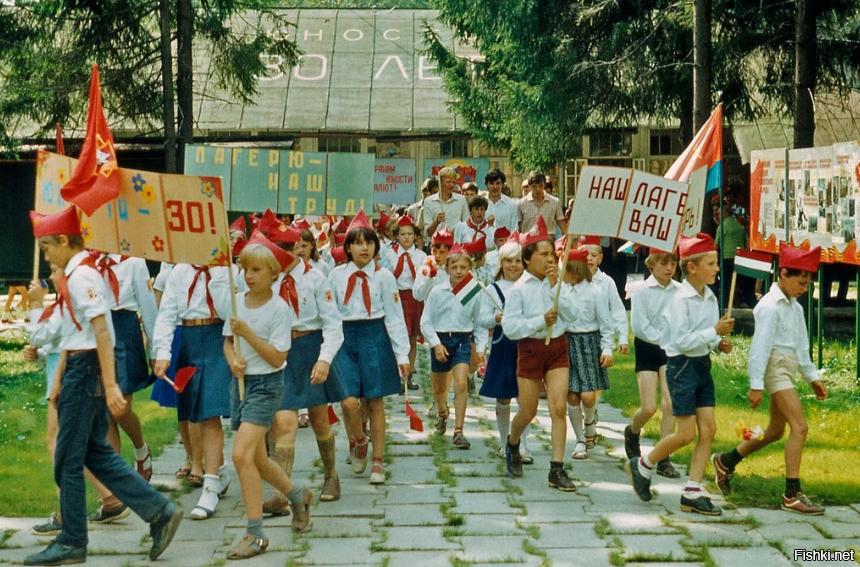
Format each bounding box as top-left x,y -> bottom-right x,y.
420,243 -> 488,449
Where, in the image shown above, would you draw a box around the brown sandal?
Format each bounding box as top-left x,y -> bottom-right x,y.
319,476 -> 340,502
175,458 -> 192,479
290,487 -> 314,533
185,473 -> 203,488
226,534 -> 268,560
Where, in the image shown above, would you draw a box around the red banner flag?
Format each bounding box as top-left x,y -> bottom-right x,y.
405,399 -> 424,432
327,404 -> 340,425
60,64 -> 119,216
56,123 -> 65,156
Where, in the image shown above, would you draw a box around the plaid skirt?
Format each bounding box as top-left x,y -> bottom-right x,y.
567,331 -> 609,393
399,289 -> 423,338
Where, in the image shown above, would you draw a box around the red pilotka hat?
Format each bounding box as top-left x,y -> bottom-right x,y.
678,233 -> 716,259
578,235 -> 602,248
520,215 -> 550,248
246,231 -> 295,271
268,224 -> 302,244
432,228 -> 455,247
462,236 -> 487,255
347,210 -> 372,233
331,218 -> 349,233
334,232 -> 347,245
232,238 -> 247,257
779,245 -> 821,273
30,206 -> 82,238
229,216 -> 246,236
397,214 -> 416,227
447,242 -> 467,258
493,227 -> 511,241
292,218 -> 311,231
506,231 -> 520,245
248,213 -> 261,230
566,248 -> 589,263
375,211 -> 391,232
330,246 -> 347,264
258,208 -> 281,235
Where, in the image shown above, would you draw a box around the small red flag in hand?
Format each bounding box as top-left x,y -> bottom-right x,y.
327,404 -> 340,425
405,399 -> 423,432
60,64 -> 119,216
165,366 -> 196,393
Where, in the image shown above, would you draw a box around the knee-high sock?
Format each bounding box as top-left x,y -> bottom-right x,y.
583,404 -> 597,437
567,404 -> 584,442
520,422 -> 530,451
495,402 -> 511,448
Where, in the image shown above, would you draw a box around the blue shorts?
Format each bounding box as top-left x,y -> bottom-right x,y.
430,332 -> 473,373
666,355 -> 715,416
230,371 -> 284,431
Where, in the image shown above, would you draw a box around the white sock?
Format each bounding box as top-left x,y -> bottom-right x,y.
195,474 -> 221,513
495,402 -> 511,448
638,456 -> 654,478
520,423 -> 530,452
568,404 -> 584,442
218,462 -> 230,484
133,441 -> 149,461
583,404 -> 597,437
684,480 -> 702,493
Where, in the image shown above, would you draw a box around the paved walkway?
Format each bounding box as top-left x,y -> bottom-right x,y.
2,348 -> 859,567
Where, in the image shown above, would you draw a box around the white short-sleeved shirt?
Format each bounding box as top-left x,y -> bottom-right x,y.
223,292 -> 293,375
59,251 -> 116,351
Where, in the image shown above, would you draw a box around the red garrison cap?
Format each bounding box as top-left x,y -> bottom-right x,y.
432,229 -> 455,247
268,224 -> 302,244
232,238 -> 247,257
376,211 -> 391,232
31,206 -> 82,238
334,232 -> 347,245
347,210 -> 372,233
397,214 -> 416,227
292,218 -> 311,231
566,248 -> 589,263
506,231 -> 520,245
520,216 -> 549,248
779,245 -> 821,273
229,216 -> 246,234
330,246 -> 347,264
578,235 -> 602,248
493,227 -> 511,240
258,209 -> 281,235
246,231 -> 295,272
678,233 -> 716,259
462,236 -> 487,255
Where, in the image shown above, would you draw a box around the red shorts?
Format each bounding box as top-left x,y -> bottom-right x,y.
399,290 -> 423,338
516,335 -> 569,380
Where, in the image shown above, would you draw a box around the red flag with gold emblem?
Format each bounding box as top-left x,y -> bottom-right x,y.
60,64 -> 119,216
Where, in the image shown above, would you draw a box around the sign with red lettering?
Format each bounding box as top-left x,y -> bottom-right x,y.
567,166 -> 632,236
680,166 -> 707,238
36,150 -> 230,266
374,158 -> 417,205
618,171 -> 689,250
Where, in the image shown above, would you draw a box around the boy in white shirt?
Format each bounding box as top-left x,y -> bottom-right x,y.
625,248 -> 682,479
711,245 -> 827,515
454,195 -> 491,246
625,234 -> 734,516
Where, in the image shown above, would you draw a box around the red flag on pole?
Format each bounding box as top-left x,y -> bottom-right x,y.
60,64 -> 119,216
56,123 -> 65,156
405,399 -> 424,432
327,404 -> 340,425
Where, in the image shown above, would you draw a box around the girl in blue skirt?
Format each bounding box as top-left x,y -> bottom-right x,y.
328,211 -> 411,485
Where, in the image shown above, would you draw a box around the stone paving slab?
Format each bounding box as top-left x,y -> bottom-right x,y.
602,511 -> 680,534
293,537 -> 377,565
447,492 -> 521,515
380,484 -> 450,505
373,504 -> 448,526
444,476 -> 510,492
455,535 -> 530,563
782,541 -> 860,566
455,514 -> 520,535
517,501 -> 596,523
752,521 -> 823,541
527,523 -> 607,549
708,547 -> 793,567
543,547 -> 615,566
375,551 -> 459,567
374,526 -> 461,551
681,521 -> 767,547
617,534 -> 697,562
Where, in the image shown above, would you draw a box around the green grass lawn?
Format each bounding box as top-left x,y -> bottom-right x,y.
604,334 -> 860,509
0,331 -> 180,517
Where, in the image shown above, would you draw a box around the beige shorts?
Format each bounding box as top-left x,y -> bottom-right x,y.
763,350 -> 798,395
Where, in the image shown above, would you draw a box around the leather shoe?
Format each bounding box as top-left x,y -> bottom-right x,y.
149,502 -> 183,560
24,541 -> 86,565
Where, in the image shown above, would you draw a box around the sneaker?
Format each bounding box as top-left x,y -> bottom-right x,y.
505,438 -> 523,478
547,467 -> 577,491
467,374 -> 477,395
623,425 -> 640,459
624,458 -> 652,502
149,502 -> 183,560
23,541 -> 86,566
31,513 -> 62,536
452,432 -> 471,450
434,413 -> 448,436
710,453 -> 734,495
88,504 -> 130,524
406,376 -> 419,390
781,492 -> 825,515
680,493 -> 722,516
656,458 -> 681,479
135,444 -> 153,482
369,462 -> 385,485
352,439 -> 368,474
226,534 -> 268,560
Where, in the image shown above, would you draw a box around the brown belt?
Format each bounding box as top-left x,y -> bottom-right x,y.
67,349 -> 94,356
291,329 -> 320,339
182,317 -> 224,327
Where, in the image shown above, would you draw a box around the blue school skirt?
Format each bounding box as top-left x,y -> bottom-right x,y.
479,327 -> 519,400
281,330 -> 350,410
331,318 -> 401,399
112,309 -> 153,395
175,323 -> 231,423
150,329 -> 182,408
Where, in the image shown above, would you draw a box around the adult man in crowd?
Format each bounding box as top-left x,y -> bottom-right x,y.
423,167 -> 469,238
518,170 -> 567,235
483,168 -> 519,233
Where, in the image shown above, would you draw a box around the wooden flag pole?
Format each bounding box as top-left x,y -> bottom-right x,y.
472,271 -> 503,312
726,271 -> 738,319
32,241 -> 41,281
545,235 -> 574,345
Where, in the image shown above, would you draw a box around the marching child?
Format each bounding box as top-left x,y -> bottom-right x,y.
153,255 -> 235,519
501,216 -> 577,491
382,214 -> 427,390
26,206 -> 181,566
626,233 -> 734,515
297,228 -> 330,276
455,195 -> 491,246
223,234 -> 312,559
625,248 -> 682,478
560,248 -> 615,460
477,241 -> 534,463
421,244 -> 488,449
483,227 -> 512,282
328,211 -> 411,484
262,224 -> 349,510
413,229 -> 453,302
710,245 -> 827,514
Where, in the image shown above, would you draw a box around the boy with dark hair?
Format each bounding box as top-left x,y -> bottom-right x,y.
455,196 -> 491,245
625,233 -> 734,516
711,245 -> 827,515
27,206 -> 181,566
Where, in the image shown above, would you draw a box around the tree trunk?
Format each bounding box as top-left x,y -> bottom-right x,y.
159,0 -> 177,173
176,0 -> 193,172
693,0 -> 712,132
679,68 -> 694,147
794,0 -> 816,149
